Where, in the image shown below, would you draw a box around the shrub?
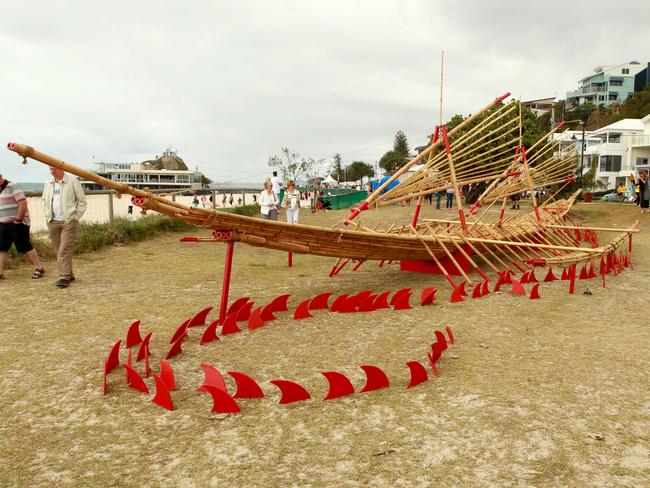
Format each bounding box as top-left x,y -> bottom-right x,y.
226,204 -> 260,217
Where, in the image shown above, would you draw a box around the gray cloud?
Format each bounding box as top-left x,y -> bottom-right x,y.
2,0 -> 648,183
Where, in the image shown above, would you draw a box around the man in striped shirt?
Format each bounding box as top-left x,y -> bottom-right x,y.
0,174 -> 45,279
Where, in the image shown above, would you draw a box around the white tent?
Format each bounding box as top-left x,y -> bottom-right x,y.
322,174 -> 337,185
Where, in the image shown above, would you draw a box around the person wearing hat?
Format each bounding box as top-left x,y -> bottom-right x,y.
0,174 -> 45,280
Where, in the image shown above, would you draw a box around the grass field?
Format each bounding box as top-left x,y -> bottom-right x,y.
1,201 -> 648,487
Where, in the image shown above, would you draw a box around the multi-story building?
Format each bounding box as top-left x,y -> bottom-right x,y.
566,61 -> 647,109
81,146 -> 204,191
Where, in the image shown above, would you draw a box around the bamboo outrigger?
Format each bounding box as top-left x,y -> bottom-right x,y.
7,93 -> 638,294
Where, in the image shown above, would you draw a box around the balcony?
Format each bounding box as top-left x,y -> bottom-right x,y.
631,135 -> 650,147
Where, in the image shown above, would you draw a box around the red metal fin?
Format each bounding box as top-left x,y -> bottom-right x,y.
221,312 -> 242,335
322,371 -> 356,400
427,351 -> 441,377
457,281 -> 468,296
260,303 -> 278,321
270,380 -> 312,404
136,332 -> 152,362
123,364 -> 149,394
520,271 -> 530,284
390,288 -> 412,306
543,267 -> 557,282
165,332 -> 187,360
445,326 -> 454,345
308,292 -> 332,310
187,306 -> 214,327
197,363 -> 227,393
510,279 -> 526,296
144,344 -> 151,378
480,280 -> 490,296
126,349 -> 133,384
227,372 -> 265,399
406,361 -> 428,388
293,299 -> 314,320
528,269 -> 538,283
169,319 -> 189,344
450,285 -> 465,303
338,295 -> 361,313
151,373 -> 174,411
578,265 -> 588,280
330,294 -> 349,312
247,307 -> 266,330
125,320 -> 142,348
226,297 -> 249,317
159,360 -> 175,390
561,267 -> 569,280
200,319 -> 221,345
392,291 -> 412,310
267,293 -> 291,313
202,385 -> 241,413
529,283 -> 541,300
358,294 -> 377,312
471,282 -> 483,299
434,330 -> 448,351
420,287 -> 437,306
372,291 -> 391,309
105,339 -> 121,374
235,301 -> 254,322
359,365 -> 389,393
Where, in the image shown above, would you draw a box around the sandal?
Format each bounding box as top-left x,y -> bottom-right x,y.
32,268 -> 45,279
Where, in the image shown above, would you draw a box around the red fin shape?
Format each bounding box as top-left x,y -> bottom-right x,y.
434,330 -> 448,351
267,293 -> 291,313
406,361 -> 428,388
360,365 -> 389,393
293,299 -> 314,319
457,281 -> 467,297
226,297 -> 249,317
309,292 -> 332,310
247,307 -> 266,329
543,267 -> 557,282
202,385 -> 241,413
529,283 -> 541,300
170,319 -> 189,344
390,288 -> 412,306
123,364 -> 149,394
200,319 -> 221,345
561,267 -> 569,280
197,363 -> 227,393
579,265 -> 589,280
420,287 -> 437,306
260,303 -> 278,321
187,306 -> 213,327
151,373 -> 174,411
125,320 -> 142,348
322,372 -> 356,400
105,339 -> 121,374
520,271 -> 530,284
427,348 -> 442,377
450,285 -> 465,303
471,283 -> 483,299
358,294 -> 376,312
228,372 -> 265,399
338,295 -> 361,313
481,280 -> 490,296
445,326 -> 454,345
235,301 -> 254,322
270,380 -> 312,404
136,332 -> 152,362
372,291 -> 391,309
510,279 -> 526,296
144,345 -> 151,378
330,293 -> 349,312
159,360 -> 175,390
221,312 -> 242,335
165,332 -> 187,360
528,269 -> 538,283
392,292 -> 412,310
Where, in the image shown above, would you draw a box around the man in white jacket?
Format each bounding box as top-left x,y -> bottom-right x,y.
42,167 -> 87,288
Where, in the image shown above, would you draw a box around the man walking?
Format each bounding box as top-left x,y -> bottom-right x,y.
42,167 -> 87,288
0,174 -> 45,280
271,171 -> 282,195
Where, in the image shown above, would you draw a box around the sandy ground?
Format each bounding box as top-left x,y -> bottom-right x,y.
1,202 -> 648,487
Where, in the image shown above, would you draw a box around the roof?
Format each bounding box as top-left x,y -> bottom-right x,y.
642,114 -> 650,123
591,119 -> 643,134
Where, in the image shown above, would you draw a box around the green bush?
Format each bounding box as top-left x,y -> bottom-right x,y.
225,204 -> 260,217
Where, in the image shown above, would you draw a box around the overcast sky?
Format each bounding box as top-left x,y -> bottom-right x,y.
2,0 -> 648,183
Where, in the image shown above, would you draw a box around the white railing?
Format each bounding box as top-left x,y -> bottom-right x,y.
631,135 -> 650,147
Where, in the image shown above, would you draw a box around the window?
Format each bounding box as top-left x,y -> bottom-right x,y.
599,155 -> 622,172
610,79 -> 623,86
637,157 -> 649,166
598,95 -> 605,101
622,68 -> 629,74
608,93 -> 618,101
607,132 -> 621,143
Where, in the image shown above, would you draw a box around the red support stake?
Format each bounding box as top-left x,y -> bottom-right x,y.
411,197 -> 423,228
569,264 -> 576,295
219,241 -> 235,324
287,252 -> 293,268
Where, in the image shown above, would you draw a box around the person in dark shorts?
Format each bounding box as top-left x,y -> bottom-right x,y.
0,174 -> 45,279
638,170 -> 649,213
510,192 -> 521,210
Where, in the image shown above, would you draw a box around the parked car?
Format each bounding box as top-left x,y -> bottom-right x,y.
601,192 -> 619,202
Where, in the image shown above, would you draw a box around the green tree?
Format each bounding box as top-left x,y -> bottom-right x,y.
345,161 -> 375,182
379,130 -> 410,174
268,148 -> 322,183
330,153 -> 343,182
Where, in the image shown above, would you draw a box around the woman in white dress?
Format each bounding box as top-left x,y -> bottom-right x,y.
259,179 -> 279,220
282,180 -> 300,224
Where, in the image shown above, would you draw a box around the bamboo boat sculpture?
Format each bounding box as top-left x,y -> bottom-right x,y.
7,93 -> 638,290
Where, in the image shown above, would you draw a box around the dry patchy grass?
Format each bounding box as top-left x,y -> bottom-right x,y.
1,202 -> 649,487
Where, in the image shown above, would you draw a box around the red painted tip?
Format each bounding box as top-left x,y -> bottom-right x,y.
406,361 -> 428,388
360,365 -> 390,393
227,372 -> 265,399
197,363 -> 227,393
529,283 -> 541,300
105,339 -> 121,374
322,371 -> 356,400
293,299 -> 314,319
151,373 -> 174,411
494,92 -> 511,104
270,380 -> 312,404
